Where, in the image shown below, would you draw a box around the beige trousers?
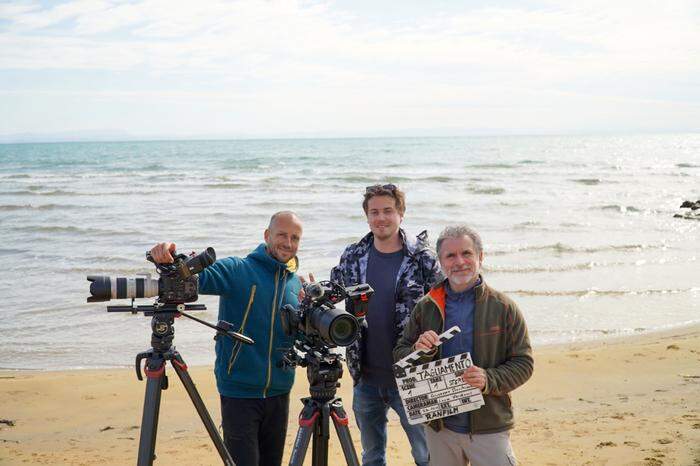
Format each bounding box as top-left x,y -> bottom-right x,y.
425,427 -> 517,466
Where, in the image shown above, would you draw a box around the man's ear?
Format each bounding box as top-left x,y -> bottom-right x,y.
264,228 -> 270,243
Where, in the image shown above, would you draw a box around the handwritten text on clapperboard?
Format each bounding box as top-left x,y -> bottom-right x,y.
394,327 -> 485,425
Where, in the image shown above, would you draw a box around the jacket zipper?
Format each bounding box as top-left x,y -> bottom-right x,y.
227,285 -> 256,374
263,269 -> 286,397
437,309 -> 446,432
469,290 -> 479,437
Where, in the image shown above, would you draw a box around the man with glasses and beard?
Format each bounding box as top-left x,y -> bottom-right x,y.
330,184 -> 442,466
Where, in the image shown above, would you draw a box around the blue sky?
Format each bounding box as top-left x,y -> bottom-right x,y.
1,0 -> 699,140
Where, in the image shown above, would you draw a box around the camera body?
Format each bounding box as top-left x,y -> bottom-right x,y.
148,248 -> 213,303
280,281 -> 373,349
157,269 -> 199,303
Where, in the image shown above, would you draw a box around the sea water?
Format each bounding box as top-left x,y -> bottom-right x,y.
0,134 -> 698,369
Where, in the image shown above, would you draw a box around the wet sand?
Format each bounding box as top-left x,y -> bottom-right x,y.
1,325 -> 699,465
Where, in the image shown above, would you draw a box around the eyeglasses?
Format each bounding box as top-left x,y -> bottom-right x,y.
365,183 -> 397,194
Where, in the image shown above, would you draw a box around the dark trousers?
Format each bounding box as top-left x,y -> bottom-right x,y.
220,393 -> 290,466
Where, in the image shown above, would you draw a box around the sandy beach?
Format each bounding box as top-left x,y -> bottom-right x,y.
2,325 -> 699,466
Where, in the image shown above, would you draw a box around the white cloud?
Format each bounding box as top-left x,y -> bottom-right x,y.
0,0 -> 698,135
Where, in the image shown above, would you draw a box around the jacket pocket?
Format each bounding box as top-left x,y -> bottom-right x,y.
473,394 -> 514,433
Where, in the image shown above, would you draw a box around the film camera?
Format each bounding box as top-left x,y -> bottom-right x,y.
280,280 -> 373,349
87,247 -> 216,305
279,280 -> 373,398
280,281 -> 373,466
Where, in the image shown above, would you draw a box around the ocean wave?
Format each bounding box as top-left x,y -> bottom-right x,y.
11,225 -> 144,236
421,176 -> 453,183
204,182 -> 247,189
570,178 -> 602,185
328,175 -> 414,184
3,174 -> 31,179
506,288 -> 692,297
60,266 -> 148,275
489,242 -> 662,256
469,186 -> 505,195
0,189 -> 78,196
498,201 -> 528,207
145,173 -> 189,182
595,204 -> 643,213
0,203 -> 84,211
0,248 -> 26,256
325,174 -> 454,185
123,163 -> 166,172
676,163 -> 699,168
484,260 -> 626,273
332,236 -> 365,245
251,200 -> 317,207
518,160 -> 545,165
512,221 -> 543,230
219,158 -> 270,169
466,163 -> 516,169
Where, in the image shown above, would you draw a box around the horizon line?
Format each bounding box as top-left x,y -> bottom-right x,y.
2,129 -> 700,145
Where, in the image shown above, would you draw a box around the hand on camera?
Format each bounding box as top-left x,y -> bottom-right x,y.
297,272 -> 316,302
150,242 -> 177,264
415,330 -> 440,351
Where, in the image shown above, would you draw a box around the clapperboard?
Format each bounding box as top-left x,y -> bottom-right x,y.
393,326 -> 485,425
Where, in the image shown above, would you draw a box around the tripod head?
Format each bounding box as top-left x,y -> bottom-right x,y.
281,341 -> 345,401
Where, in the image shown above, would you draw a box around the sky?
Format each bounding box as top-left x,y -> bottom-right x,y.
1,0 -> 699,141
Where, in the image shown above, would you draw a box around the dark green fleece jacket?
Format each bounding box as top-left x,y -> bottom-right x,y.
394,277 -> 534,434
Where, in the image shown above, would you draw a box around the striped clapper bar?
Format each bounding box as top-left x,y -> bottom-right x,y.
393,326 -> 485,425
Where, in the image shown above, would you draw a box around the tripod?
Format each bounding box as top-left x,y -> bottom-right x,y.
287,355 -> 360,466
112,303 -> 252,466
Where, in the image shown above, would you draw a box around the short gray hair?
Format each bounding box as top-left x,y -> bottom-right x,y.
436,225 -> 483,257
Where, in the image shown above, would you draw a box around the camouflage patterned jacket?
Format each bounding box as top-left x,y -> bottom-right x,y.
330,229 -> 442,384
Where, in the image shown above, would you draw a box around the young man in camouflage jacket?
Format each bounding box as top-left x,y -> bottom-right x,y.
330,184 -> 442,466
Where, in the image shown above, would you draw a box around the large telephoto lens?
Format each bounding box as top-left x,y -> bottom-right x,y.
310,307 -> 360,347
87,275 -> 159,303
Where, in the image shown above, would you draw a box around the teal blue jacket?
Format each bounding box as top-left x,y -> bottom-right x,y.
198,243 -> 301,398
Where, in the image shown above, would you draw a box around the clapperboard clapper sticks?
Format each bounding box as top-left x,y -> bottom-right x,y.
393,326 -> 485,425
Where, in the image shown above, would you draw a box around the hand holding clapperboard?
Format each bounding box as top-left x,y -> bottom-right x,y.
393,326 -> 485,425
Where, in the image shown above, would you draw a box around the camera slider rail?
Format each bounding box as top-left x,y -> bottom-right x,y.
107,299 -> 205,315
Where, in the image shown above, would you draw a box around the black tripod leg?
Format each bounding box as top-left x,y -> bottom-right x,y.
311,402 -> 331,466
288,398 -> 318,466
330,400 -> 360,466
170,355 -> 235,466
137,359 -> 165,466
